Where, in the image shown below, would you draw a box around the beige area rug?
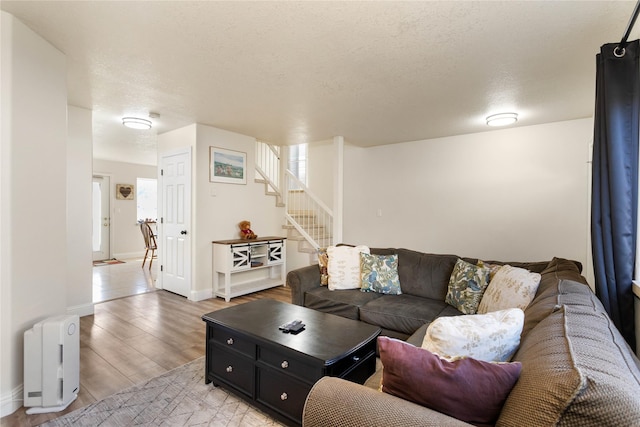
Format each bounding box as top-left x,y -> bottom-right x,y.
40,357 -> 284,427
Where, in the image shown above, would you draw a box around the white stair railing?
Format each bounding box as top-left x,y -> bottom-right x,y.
284,170 -> 333,251
255,140 -> 280,194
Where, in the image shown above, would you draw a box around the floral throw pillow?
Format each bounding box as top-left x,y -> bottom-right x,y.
445,258 -> 491,314
477,265 -> 541,314
421,308 -> 525,362
360,253 -> 402,295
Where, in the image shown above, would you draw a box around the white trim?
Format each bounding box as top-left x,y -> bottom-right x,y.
191,288 -> 213,302
66,302 -> 94,317
1,384 -> 23,418
332,136 -> 344,243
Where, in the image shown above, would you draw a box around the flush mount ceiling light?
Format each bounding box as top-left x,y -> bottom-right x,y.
122,117 -> 152,130
486,112 -> 518,127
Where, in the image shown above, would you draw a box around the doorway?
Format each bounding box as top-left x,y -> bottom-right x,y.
159,148 -> 192,298
92,175 -> 110,261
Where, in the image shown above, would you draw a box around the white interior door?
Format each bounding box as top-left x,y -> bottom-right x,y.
160,149 -> 192,298
92,175 -> 110,261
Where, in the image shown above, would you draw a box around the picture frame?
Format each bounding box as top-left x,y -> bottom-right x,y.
210,147 -> 247,184
116,184 -> 134,200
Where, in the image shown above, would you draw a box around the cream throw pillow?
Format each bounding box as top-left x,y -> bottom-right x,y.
327,245 -> 370,290
477,265 -> 541,314
421,308 -> 524,362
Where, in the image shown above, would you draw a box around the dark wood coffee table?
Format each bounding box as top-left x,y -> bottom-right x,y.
202,299 -> 381,426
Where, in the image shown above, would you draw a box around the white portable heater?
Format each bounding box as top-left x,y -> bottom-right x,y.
23,314 -> 80,414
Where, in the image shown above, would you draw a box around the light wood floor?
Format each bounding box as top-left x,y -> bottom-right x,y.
1,286 -> 292,427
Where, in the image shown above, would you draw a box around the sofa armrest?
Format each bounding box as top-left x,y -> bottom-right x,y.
302,377 -> 474,427
286,264 -> 322,306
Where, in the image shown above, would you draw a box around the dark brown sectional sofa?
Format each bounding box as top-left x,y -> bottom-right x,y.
286,248 -> 640,426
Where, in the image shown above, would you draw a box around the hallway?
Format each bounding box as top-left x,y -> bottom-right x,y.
92,258 -> 157,303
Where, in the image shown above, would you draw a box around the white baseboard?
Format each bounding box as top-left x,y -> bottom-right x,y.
191,288 -> 213,302
67,302 -> 94,317
1,384 -> 23,418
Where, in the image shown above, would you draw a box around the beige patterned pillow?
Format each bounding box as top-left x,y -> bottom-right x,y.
421,308 -> 524,362
327,245 -> 370,290
477,265 -> 541,314
317,248 -> 329,285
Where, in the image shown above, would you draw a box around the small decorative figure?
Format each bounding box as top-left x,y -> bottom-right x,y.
239,220 -> 257,239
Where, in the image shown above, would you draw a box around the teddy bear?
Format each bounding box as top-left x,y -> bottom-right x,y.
238,220 -> 257,239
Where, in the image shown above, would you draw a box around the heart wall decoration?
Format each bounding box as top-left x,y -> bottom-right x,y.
116,184 -> 134,200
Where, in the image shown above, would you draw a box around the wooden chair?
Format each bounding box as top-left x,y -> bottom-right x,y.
140,222 -> 157,269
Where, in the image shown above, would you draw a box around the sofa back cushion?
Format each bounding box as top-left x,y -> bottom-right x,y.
377,249 -> 458,300
497,307 -> 585,427
521,258 -> 588,338
498,301 -> 640,426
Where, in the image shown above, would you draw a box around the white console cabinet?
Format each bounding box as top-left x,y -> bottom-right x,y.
212,236 -> 286,302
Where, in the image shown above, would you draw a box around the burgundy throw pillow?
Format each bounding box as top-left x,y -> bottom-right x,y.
378,336 -> 522,427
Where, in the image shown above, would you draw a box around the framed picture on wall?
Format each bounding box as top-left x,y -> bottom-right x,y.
210,147 -> 247,184
116,184 -> 134,200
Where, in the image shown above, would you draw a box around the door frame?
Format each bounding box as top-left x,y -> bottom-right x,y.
92,174 -> 112,261
157,147 -> 192,295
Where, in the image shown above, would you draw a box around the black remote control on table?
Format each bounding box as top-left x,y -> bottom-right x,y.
279,319 -> 304,333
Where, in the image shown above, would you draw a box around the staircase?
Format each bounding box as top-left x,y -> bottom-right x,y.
254,141 -> 284,207
255,141 -> 334,254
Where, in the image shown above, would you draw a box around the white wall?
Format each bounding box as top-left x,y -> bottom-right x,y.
307,138 -> 334,209
1,12 -> 68,416
157,124 -> 286,300
344,118 -> 594,283
92,159 -> 158,259
194,124 -> 284,299
67,106 -> 94,317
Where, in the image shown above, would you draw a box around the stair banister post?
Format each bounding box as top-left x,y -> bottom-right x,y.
333,136 -> 344,244
281,145 -> 289,206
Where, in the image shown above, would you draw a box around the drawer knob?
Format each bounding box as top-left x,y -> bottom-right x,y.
227,338 -> 234,345
280,392 -> 288,401
352,355 -> 360,362
281,360 -> 289,369
226,366 -> 233,373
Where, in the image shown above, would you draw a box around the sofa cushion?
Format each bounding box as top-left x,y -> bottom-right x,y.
327,245 -> 370,290
393,250 -> 459,300
521,258 -> 589,338
360,253 -> 402,295
421,308 -> 524,362
554,304 -> 640,426
477,265 -> 541,313
497,307 -> 585,427
304,287 -> 383,320
360,294 -> 460,335
379,337 -> 522,427
445,258 -> 490,314
500,299 -> 640,427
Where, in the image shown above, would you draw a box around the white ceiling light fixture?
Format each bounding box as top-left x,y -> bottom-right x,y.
122,117 -> 152,130
486,112 -> 518,127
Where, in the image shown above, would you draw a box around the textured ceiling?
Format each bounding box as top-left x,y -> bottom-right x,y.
2,1 -> 639,165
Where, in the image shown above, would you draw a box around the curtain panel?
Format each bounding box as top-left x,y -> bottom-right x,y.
592,40 -> 640,349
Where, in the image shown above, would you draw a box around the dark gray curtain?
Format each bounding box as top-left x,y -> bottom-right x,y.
592,40 -> 639,349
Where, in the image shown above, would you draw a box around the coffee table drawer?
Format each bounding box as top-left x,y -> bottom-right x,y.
210,349 -> 254,396
327,341 -> 376,378
259,347 -> 322,383
210,325 -> 255,358
257,367 -> 311,423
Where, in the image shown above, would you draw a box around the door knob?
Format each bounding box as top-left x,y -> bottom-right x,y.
181,230 -> 188,235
